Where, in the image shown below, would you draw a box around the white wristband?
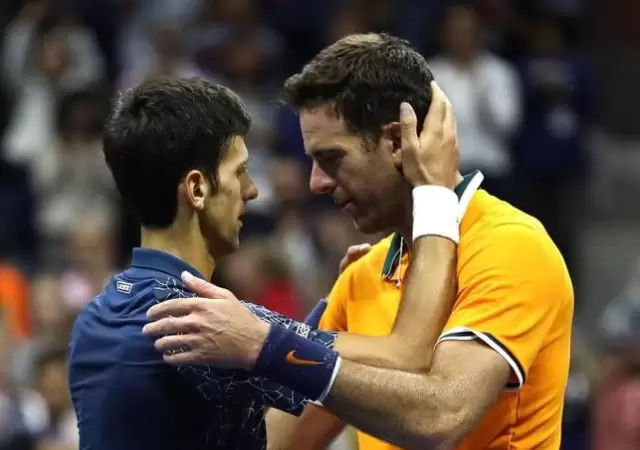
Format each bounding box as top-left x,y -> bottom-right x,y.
412,186 -> 460,244
310,356 -> 342,406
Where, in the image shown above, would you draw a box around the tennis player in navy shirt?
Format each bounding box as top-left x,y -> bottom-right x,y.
68,78 -> 336,450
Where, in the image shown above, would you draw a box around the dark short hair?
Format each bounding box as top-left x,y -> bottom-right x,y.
103,77 -> 251,228
282,33 -> 434,140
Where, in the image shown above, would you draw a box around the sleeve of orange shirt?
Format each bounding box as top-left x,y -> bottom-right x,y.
437,223 -> 573,390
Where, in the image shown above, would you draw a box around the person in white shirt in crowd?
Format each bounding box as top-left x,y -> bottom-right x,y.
2,1 -> 103,166
428,3 -> 521,199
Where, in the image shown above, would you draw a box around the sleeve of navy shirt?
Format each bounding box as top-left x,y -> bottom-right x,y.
153,281 -> 337,416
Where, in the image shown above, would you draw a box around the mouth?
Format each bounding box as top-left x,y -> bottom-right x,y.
337,200 -> 356,214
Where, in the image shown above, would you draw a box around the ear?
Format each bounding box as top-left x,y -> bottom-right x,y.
383,122 -> 403,169
183,170 -> 210,211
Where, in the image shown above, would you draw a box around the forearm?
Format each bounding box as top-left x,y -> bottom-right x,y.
333,334 -> 406,369
392,236 -> 457,368
332,233 -> 457,373
266,406 -> 344,450
323,359 -> 457,450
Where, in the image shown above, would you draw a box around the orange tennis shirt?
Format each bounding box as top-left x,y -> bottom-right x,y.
319,171 -> 574,450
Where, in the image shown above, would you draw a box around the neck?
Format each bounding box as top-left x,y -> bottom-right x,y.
140,226 -> 215,280
397,172 -> 464,248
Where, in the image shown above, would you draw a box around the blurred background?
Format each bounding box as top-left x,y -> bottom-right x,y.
0,0 -> 639,448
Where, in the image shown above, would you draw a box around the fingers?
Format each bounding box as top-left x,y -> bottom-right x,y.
146,297 -> 211,321
349,243 -> 372,255
399,102 -> 420,152
143,314 -> 199,336
162,350 -> 201,366
154,334 -> 198,353
181,272 -> 232,299
339,243 -> 372,273
420,82 -> 450,139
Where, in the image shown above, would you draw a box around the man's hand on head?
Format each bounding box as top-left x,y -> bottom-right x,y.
399,81 -> 459,190
143,272 -> 270,369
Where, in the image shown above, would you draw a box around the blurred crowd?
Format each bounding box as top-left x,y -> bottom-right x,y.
0,0 -> 639,449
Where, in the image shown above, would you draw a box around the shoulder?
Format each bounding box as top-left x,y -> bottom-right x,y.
151,276 -> 196,302
459,195 -> 572,303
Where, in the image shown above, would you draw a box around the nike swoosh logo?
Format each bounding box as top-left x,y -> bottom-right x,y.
286,351 -> 322,365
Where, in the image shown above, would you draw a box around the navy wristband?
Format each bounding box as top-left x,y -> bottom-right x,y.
253,325 -> 339,401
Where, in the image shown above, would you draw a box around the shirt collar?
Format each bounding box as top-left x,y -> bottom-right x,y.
129,248 -> 207,280
381,170 -> 484,281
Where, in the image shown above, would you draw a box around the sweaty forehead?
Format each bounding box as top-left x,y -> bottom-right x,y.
298,107 -> 354,153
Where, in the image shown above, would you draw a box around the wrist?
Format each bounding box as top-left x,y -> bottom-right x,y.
410,175 -> 458,191
253,325 -> 340,402
412,186 -> 459,244
245,319 -> 271,370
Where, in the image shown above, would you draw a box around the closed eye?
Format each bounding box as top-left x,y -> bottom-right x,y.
237,163 -> 249,176
313,150 -> 343,174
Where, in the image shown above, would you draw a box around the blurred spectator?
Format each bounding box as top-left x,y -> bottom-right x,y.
2,1 -> 104,166
221,242 -> 303,319
591,340 -> 640,450
325,4 -> 369,44
590,263 -> 640,449
29,275 -> 70,348
429,3 -> 521,199
0,263 -> 31,342
212,32 -> 281,226
116,0 -> 202,75
117,22 -> 201,91
32,349 -> 77,450
30,91 -> 115,265
59,213 -> 117,313
11,273 -> 71,388
267,159 -> 325,303
0,309 -> 43,450
512,14 -> 592,286
0,156 -> 36,266
189,0 -> 282,78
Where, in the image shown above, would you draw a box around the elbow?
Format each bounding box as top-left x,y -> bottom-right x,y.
403,403 -> 470,449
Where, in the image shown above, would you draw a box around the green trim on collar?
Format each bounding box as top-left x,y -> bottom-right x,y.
381,170 -> 481,280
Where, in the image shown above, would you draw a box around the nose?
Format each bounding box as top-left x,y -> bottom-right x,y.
309,163 -> 337,195
244,174 -> 259,201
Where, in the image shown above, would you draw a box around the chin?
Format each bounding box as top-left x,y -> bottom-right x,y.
352,215 -> 385,235
207,234 -> 240,259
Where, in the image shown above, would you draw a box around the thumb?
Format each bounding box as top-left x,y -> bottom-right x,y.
181,271 -> 228,298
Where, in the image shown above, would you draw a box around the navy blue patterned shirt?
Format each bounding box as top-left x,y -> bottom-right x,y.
68,248 -> 336,450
